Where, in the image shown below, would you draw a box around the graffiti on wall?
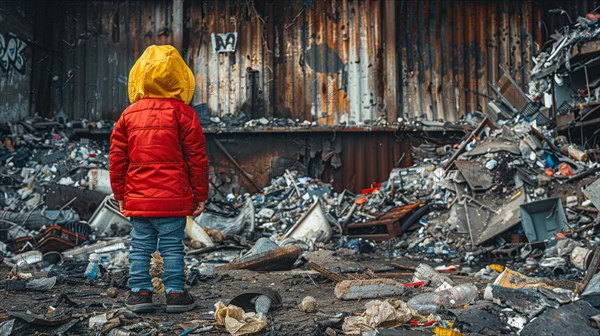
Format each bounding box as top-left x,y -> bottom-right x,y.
211,32 -> 238,53
0,33 -> 27,73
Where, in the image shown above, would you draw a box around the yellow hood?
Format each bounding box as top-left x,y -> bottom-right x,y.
128,45 -> 195,104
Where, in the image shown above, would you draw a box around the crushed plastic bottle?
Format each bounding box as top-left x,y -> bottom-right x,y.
407,292 -> 443,314
413,263 -> 454,288
407,283 -> 478,314
98,253 -> 111,269
442,283 -> 478,306
568,145 -> 588,161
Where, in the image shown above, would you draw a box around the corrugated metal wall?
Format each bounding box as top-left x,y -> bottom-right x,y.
189,0 -> 386,125
26,0 -> 600,124
0,0 -> 33,122
31,0 -> 389,124
397,0 -> 600,121
207,130 -> 414,194
399,0 -> 536,121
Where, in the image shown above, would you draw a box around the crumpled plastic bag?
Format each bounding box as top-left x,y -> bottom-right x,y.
342,299 -> 436,335
10,270 -> 33,280
26,276 -> 57,291
196,198 -> 255,238
214,301 -> 267,336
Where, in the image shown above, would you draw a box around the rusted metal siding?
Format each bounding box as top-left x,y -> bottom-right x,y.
186,0 -> 385,124
399,0 -> 530,122
28,0 -> 600,123
207,130 -> 413,194
0,0 -> 33,122
397,0 -> 600,122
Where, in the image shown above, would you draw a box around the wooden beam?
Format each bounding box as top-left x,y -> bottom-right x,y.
384,0 -> 398,123
172,0 -> 184,51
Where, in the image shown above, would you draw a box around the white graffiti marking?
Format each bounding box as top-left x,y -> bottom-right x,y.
0,33 -> 27,73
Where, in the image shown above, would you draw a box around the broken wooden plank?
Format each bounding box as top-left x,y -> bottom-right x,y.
307,262 -> 346,283
443,117 -> 497,170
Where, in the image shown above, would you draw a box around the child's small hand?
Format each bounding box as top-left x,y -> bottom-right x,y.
193,201 -> 205,217
118,200 -> 124,213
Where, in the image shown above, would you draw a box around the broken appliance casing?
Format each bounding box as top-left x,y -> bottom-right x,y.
344,202 -> 423,242
281,200 -> 332,243
88,196 -> 131,237
36,225 -> 88,253
519,197 -> 568,244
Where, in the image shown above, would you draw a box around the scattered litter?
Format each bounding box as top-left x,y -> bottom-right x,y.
342,299 -> 435,335
214,301 -> 268,336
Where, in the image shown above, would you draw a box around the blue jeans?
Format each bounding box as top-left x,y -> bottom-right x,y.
129,217 -> 186,294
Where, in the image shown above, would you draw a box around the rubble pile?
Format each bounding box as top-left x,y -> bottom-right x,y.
3,113 -> 600,336
198,108 -> 396,130
528,12 -> 600,109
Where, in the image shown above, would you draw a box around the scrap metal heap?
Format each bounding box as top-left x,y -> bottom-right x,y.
2,12 -> 600,336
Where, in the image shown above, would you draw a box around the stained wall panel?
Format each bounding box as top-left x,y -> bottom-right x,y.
26,0 -> 600,124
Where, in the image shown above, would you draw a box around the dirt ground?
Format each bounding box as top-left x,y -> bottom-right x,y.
0,251 -> 443,335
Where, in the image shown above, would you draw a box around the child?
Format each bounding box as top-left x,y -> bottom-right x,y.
109,45 -> 208,313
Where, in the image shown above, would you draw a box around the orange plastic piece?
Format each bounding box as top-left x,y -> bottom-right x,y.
355,196 -> 369,205
434,326 -> 465,336
558,162 -> 573,176
489,264 -> 505,273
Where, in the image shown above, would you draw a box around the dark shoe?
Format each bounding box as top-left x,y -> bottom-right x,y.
166,289 -> 196,313
125,290 -> 153,313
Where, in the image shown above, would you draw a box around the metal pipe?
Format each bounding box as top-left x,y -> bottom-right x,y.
552,265 -> 566,277
42,251 -> 64,266
210,135 -> 262,192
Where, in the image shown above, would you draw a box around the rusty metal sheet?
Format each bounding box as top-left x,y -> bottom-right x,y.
477,189 -> 526,245
28,0 -> 596,124
583,178 -> 600,209
207,130 -> 412,194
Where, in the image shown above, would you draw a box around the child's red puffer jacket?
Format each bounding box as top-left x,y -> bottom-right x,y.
109,45 -> 208,217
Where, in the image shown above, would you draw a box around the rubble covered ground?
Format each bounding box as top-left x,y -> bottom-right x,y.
2,7 -> 600,336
